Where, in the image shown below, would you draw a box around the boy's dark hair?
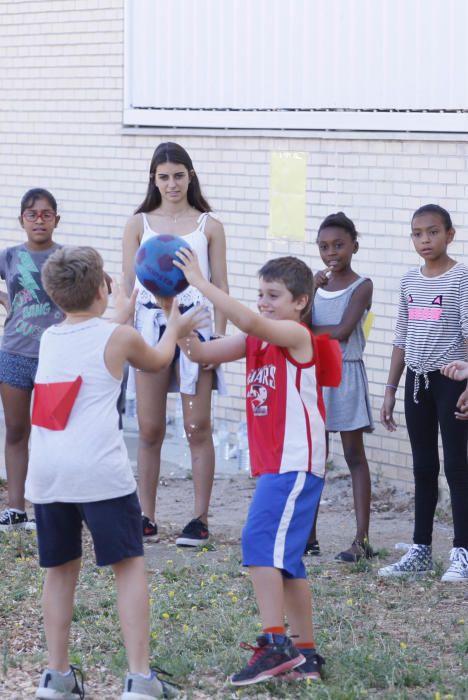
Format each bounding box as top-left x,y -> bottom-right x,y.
258,256 -> 314,326
411,204 -> 453,231
135,142 -> 211,215
42,246 -> 105,313
20,188 -> 57,214
317,212 -> 358,241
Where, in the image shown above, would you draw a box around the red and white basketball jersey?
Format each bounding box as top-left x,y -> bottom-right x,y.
245,331 -> 326,478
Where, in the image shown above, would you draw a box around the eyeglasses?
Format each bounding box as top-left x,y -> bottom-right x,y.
22,209 -> 56,222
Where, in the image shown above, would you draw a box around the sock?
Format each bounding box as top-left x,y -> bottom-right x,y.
48,668 -> 72,677
129,671 -> 152,680
296,642 -> 316,654
10,508 -> 26,515
263,626 -> 286,636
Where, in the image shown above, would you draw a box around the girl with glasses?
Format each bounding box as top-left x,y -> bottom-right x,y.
0,188 -> 64,532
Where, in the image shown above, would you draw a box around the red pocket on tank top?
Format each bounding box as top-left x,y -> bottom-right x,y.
32,377 -> 83,430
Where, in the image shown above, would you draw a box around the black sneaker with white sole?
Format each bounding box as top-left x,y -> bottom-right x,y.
0,508 -> 35,532
175,518 -> 209,546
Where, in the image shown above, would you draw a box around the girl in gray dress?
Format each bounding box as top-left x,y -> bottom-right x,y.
307,212 -> 374,562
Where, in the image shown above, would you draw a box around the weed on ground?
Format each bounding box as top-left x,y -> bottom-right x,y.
0,526 -> 466,699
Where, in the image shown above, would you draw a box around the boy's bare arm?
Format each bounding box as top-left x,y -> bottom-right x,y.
179,332 -> 246,365
105,303 -> 210,377
174,250 -> 309,353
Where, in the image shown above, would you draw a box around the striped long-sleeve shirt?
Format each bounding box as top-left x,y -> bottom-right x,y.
394,263 -> 468,385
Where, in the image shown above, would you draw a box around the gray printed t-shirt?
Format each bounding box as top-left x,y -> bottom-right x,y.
0,243 -> 64,358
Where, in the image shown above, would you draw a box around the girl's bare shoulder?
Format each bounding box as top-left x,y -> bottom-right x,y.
204,212 -> 225,237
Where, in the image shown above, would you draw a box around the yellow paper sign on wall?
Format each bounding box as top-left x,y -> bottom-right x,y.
268,152 -> 306,240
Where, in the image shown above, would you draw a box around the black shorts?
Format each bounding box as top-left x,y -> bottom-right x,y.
34,491 -> 143,568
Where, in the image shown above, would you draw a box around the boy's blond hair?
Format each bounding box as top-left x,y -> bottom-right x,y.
42,246 -> 105,312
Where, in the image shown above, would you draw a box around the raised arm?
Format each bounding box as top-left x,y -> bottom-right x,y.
105,302 -> 210,377
174,249 -> 310,355
122,214 -> 142,295
312,280 -> 373,341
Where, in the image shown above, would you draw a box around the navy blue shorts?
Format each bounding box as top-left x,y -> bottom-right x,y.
34,491 -> 143,568
242,472 -> 324,579
0,351 -> 38,390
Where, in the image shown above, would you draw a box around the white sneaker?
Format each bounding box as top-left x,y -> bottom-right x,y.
441,547 -> 468,582
378,544 -> 433,577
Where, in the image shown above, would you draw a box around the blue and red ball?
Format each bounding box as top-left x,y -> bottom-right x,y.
135,234 -> 191,298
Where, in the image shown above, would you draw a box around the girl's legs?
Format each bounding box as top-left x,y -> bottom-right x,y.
340,429 -> 371,546
0,383 -> 32,510
42,558 -> 81,672
405,371 -> 440,545
181,369 -> 215,524
135,366 -> 172,522
433,373 -> 468,549
112,556 -> 150,675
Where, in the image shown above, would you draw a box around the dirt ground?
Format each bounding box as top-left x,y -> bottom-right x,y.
143,466 -> 456,569
0,467 -> 465,699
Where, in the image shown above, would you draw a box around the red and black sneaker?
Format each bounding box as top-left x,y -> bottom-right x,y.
230,634 -> 305,686
284,649 -> 325,680
142,515 -> 159,541
175,517 -> 209,547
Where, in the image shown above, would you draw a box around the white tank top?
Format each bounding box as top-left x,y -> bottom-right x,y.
135,212 -> 212,308
25,318 -> 136,504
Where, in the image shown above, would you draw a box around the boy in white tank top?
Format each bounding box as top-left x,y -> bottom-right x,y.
26,246 -> 208,700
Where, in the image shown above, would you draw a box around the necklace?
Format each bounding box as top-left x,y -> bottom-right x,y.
156,207 -> 193,223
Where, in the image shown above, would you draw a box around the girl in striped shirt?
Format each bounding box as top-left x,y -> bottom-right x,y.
380,204 -> 468,582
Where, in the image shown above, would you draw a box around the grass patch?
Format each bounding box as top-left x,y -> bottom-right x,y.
0,530 -> 466,698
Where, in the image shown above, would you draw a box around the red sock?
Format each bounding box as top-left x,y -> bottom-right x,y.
296,641 -> 315,650
263,626 -> 286,635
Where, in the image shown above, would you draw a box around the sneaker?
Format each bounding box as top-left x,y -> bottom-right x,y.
378,544 -> 433,577
142,515 -> 159,541
230,633 -> 305,686
284,649 -> 325,680
175,518 -> 209,547
0,508 -> 35,532
36,666 -> 85,699
441,547 -> 468,582
304,540 -> 321,556
335,539 -> 375,563
121,669 -> 179,699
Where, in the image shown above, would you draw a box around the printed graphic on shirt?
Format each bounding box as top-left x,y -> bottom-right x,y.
247,364 -> 276,417
408,290 -> 443,322
9,250 -> 62,339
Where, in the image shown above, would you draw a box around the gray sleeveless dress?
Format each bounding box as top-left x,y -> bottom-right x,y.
312,277 -> 374,432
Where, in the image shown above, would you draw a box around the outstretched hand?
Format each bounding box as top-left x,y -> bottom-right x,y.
173,248 -> 205,288
441,360 -> 468,382
111,274 -> 137,324
166,300 -> 210,340
441,362 -> 468,420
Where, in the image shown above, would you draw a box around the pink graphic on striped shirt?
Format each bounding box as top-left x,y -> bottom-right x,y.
409,307 -> 442,321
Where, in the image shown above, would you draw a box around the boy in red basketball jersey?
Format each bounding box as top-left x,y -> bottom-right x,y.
174,250 -> 340,686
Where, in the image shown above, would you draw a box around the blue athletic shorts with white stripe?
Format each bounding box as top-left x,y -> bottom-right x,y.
242,471 -> 324,579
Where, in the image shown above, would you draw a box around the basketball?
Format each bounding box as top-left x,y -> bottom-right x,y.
134,234 -> 191,298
